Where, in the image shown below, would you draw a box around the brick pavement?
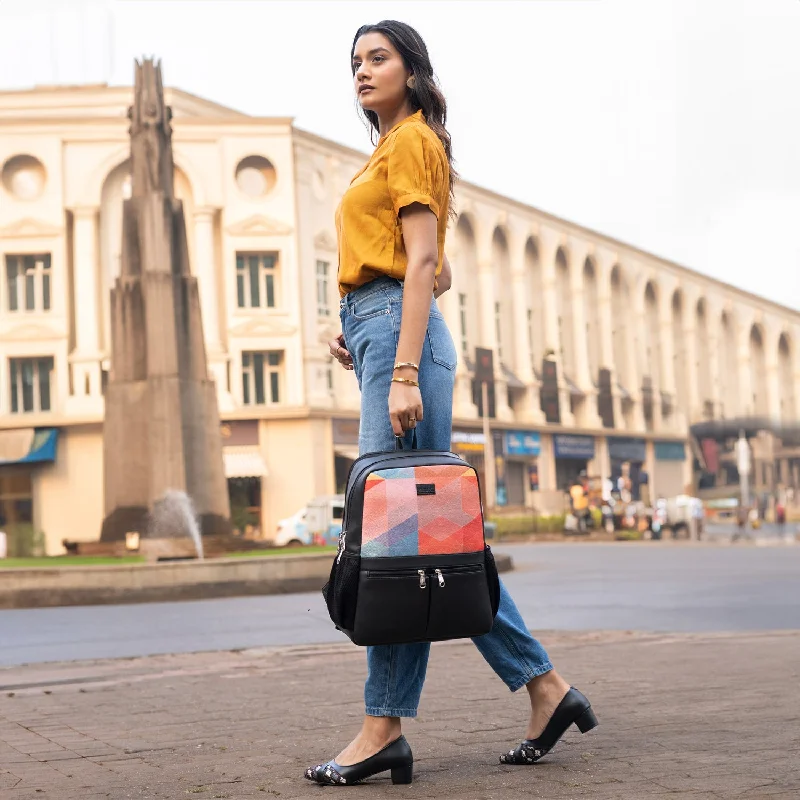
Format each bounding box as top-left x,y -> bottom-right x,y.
1,630 -> 799,799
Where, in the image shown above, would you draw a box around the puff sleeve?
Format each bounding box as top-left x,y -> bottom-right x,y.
386,125 -> 446,219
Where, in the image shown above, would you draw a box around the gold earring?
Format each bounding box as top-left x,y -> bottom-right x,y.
406,76 -> 416,90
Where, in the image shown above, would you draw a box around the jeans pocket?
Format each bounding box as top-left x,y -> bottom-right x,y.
352,289 -> 391,320
426,314 -> 457,370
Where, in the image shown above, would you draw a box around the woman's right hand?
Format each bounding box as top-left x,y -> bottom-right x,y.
329,333 -> 353,371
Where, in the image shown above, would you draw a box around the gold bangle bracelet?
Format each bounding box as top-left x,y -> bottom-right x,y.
391,377 -> 420,387
394,361 -> 419,372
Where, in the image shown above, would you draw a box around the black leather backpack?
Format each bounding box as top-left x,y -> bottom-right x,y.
323,442 -> 501,646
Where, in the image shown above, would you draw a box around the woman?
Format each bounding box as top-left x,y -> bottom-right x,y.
305,20 -> 597,787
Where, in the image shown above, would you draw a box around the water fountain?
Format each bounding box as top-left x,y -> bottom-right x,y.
143,490 -> 205,561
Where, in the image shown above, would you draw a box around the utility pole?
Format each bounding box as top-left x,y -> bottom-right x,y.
737,430 -> 751,511
481,380 -> 495,513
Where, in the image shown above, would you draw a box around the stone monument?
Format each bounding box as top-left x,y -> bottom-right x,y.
100,58 -> 230,545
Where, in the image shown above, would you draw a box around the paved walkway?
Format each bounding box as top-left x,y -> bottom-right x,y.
1,630 -> 798,798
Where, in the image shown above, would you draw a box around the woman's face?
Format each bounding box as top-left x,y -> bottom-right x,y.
351,32 -> 410,114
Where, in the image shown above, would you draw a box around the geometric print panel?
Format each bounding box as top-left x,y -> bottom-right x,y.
361,464 -> 484,557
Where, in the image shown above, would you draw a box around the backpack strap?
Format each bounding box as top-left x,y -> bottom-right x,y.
395,430 -> 419,451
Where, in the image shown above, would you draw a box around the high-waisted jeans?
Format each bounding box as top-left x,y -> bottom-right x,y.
340,276 -> 553,718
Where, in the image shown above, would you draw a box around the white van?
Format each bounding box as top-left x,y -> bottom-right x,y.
274,495 -> 345,547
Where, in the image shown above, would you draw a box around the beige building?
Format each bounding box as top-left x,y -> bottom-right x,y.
1,83 -> 799,554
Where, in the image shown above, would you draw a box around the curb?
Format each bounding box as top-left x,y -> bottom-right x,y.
0,552 -> 514,610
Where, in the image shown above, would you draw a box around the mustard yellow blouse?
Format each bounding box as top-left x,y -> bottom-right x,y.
336,110 -> 450,298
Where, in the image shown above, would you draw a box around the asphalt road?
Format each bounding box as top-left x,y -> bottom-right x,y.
2,541 -> 799,668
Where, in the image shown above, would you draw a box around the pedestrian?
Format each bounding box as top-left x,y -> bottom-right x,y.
569,472 -> 590,533
776,500 -> 786,533
306,20 -> 597,787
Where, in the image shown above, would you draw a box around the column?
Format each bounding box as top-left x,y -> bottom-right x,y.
595,249 -> 622,429
568,238 -> 593,390
765,325 -> 782,423
658,282 -> 677,432
681,289 -> 700,429
705,298 -> 722,419
793,324 -> 800,421
540,227 -> 574,426
567,237 -> 601,429
737,315 -> 754,416
478,245 -> 512,421
193,208 -> 222,354
629,277 -> 647,432
510,251 -> 545,425
70,207 -> 102,400
193,207 -> 232,409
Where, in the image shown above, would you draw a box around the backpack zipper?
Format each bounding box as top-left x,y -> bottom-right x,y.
435,568 -> 445,587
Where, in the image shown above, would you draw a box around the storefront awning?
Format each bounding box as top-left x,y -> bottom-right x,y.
334,445 -> 360,462
223,446 -> 268,478
0,428 -> 58,465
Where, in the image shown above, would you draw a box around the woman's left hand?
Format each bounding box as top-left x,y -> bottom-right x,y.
389,381 -> 423,436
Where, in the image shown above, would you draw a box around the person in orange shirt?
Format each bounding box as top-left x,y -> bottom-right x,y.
306,21 -> 596,787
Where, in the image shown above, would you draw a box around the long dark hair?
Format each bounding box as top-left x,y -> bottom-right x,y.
351,20 -> 457,216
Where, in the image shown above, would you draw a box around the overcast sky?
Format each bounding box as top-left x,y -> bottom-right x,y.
2,0 -> 799,310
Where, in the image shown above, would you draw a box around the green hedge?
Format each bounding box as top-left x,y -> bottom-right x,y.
488,514 -> 567,537
2,523 -> 46,558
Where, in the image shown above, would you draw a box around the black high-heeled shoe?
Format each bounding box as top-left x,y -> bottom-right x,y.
304,735 -> 414,785
500,686 -> 598,765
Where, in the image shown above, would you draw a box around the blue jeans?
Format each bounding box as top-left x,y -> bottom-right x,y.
340,276 -> 553,718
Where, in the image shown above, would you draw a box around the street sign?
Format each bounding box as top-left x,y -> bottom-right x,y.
540,357 -> 560,424
474,347 -> 494,383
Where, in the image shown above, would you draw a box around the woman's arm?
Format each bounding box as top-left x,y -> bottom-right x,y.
434,253 -> 452,298
388,202 -> 439,435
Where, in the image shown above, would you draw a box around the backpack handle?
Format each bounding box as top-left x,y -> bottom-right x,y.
395,430 -> 419,450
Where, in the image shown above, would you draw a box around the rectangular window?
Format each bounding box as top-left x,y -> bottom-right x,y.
316,260 -> 330,317
9,357 -> 54,413
495,301 -> 503,362
235,252 -> 278,309
458,293 -> 468,356
241,351 -> 282,405
5,254 -> 51,312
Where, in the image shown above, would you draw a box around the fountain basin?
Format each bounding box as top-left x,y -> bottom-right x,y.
0,552 -> 514,609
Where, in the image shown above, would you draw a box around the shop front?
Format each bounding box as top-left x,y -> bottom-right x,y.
451,429 -> 486,504
221,420 -> 268,538
654,441 -> 687,498
504,430 -> 541,507
332,418 -> 360,493
0,428 -> 58,556
554,434 -> 595,491
608,437 -> 647,502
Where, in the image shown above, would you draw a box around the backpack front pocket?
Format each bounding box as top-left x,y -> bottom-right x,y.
352,568 -> 431,645
425,563 -> 494,641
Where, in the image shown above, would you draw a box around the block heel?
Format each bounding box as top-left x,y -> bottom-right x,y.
391,764 -> 413,785
304,735 -> 414,786
575,707 -> 598,733
500,686 -> 598,765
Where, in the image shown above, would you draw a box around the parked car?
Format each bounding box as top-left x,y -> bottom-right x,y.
274,495 -> 345,547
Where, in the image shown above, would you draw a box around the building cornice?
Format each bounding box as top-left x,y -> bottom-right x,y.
292,126 -> 800,318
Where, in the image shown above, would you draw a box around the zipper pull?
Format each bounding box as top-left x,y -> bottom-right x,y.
435,568 -> 445,587
418,569 -> 427,589
336,531 -> 346,564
